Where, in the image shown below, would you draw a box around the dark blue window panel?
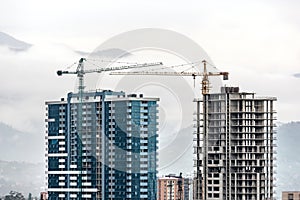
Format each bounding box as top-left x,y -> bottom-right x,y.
48,174 -> 59,188
48,192 -> 59,200
48,139 -> 59,153
48,157 -> 59,170
47,104 -> 63,136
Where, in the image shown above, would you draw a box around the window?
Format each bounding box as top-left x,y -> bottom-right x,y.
288,193 -> 293,200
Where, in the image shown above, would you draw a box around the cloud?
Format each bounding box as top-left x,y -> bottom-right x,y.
294,73 -> 300,78
0,42 -> 79,133
75,48 -> 132,58
0,32 -> 32,52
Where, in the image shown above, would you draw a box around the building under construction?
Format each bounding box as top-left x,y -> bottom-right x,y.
193,86 -> 277,200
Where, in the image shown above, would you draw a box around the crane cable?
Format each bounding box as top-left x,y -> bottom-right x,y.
85,59 -> 141,69
63,59 -> 221,73
63,59 -> 140,71
64,62 -> 78,70
87,58 -> 139,65
205,61 -> 218,69
147,60 -> 203,72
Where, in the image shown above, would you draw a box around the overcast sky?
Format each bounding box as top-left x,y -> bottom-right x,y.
0,0 -> 300,132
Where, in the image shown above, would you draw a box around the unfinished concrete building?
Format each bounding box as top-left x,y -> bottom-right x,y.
193,87 -> 277,200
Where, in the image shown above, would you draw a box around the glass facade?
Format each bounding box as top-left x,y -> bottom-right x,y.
46,91 -> 158,200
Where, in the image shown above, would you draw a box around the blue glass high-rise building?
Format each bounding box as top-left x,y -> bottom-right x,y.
45,90 -> 158,200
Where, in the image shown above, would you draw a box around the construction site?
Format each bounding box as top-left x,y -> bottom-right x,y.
193,87 -> 276,200
45,58 -> 276,200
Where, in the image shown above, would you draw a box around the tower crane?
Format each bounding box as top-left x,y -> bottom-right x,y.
109,60 -> 228,95
109,60 -> 229,200
56,58 -> 163,199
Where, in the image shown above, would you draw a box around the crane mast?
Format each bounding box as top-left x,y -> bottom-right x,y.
202,60 -> 209,95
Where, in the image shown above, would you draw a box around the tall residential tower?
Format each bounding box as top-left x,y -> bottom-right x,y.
45,90 -> 159,200
193,87 -> 276,200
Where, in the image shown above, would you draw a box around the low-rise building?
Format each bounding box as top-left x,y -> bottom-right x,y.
158,173 -> 191,200
282,191 -> 300,200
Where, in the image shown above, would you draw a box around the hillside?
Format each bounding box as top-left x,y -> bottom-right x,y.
0,121 -> 299,197
0,160 -> 44,197
0,122 -> 43,163
0,32 -> 32,51
277,121 -> 300,195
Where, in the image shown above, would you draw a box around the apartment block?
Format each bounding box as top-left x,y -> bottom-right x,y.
158,174 -> 191,200
193,87 -> 277,200
45,90 -> 159,200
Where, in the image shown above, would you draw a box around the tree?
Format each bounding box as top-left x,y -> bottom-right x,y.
27,193 -> 32,200
4,191 -> 25,200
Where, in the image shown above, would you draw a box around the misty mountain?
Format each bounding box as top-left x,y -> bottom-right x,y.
294,73 -> 300,78
0,160 -> 44,197
0,32 -> 32,52
158,125 -> 194,176
75,48 -> 131,58
277,121 -> 300,195
0,121 -> 299,197
0,122 -> 43,163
